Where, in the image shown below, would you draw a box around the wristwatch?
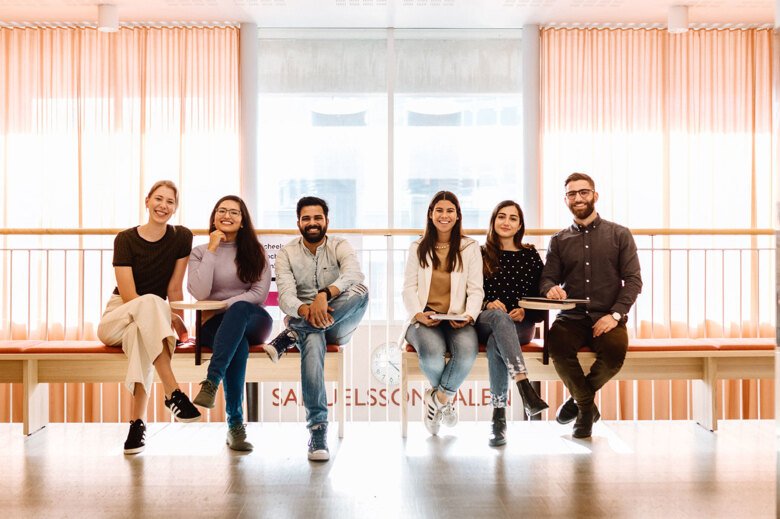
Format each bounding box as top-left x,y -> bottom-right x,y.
611,311 -> 622,322
318,287 -> 332,301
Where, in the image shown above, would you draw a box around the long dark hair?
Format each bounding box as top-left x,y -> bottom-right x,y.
417,191 -> 463,272
209,195 -> 266,284
482,200 -> 532,278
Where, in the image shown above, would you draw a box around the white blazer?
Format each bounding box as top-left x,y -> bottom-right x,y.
401,236 -> 484,337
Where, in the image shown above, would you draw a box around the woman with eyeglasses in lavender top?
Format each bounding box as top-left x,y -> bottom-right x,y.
188,195 -> 272,451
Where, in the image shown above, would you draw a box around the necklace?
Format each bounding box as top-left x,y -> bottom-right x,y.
434,243 -> 450,250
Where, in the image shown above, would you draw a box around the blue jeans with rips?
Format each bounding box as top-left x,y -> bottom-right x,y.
475,308 -> 535,408
199,301 -> 273,426
405,321 -> 478,399
287,284 -> 369,428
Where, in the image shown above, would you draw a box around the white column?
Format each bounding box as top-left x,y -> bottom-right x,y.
522,25 -> 541,229
239,23 -> 258,210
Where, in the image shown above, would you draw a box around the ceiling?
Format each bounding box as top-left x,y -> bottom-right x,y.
0,0 -> 775,28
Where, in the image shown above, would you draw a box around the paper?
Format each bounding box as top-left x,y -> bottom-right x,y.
429,314 -> 469,321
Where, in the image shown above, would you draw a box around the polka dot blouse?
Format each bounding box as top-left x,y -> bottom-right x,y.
483,248 -> 545,320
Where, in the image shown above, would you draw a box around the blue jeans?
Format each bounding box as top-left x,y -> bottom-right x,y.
287,284 -> 369,428
199,301 -> 273,427
405,321 -> 478,399
475,309 -> 535,408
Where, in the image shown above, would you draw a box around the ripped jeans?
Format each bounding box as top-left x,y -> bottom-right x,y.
287,283 -> 369,428
475,309 -> 535,408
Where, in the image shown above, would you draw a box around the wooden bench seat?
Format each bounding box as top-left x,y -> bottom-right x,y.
400,337 -> 775,436
0,340 -> 346,437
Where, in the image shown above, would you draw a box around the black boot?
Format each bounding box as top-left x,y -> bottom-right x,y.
572,403 -> 601,439
517,379 -> 549,418
489,407 -> 507,447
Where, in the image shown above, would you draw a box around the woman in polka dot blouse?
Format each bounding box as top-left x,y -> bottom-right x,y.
476,200 -> 549,447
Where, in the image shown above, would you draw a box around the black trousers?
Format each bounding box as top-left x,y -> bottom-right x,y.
547,317 -> 628,407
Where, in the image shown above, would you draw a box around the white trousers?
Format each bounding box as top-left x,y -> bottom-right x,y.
97,293 -> 176,394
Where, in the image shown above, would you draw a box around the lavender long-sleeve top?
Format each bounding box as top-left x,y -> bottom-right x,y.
187,241 -> 271,309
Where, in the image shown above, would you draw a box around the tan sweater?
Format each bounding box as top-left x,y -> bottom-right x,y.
425,247 -> 451,313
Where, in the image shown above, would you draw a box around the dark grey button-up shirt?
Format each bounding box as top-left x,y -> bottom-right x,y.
539,214 -> 642,323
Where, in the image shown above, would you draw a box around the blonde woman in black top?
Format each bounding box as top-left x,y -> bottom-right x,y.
97,180 -> 201,454
476,200 -> 548,446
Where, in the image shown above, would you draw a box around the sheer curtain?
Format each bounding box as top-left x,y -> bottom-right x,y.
0,26 -> 239,423
540,27 -> 775,421
0,25 -> 239,339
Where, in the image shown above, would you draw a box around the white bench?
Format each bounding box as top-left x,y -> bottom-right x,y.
0,340 -> 347,437
400,337 -> 775,436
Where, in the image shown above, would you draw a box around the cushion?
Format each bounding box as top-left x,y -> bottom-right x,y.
709,338 -> 775,351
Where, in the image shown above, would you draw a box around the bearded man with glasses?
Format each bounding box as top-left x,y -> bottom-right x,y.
540,172 -> 642,438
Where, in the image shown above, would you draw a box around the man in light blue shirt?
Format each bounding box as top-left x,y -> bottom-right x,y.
265,196 -> 368,461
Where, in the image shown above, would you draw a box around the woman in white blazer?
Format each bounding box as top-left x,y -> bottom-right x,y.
402,191 -> 484,435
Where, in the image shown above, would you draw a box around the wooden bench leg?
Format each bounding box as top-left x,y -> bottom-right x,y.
693,357 -> 717,432
337,349 -> 345,439
401,354 -> 408,438
23,359 -> 48,436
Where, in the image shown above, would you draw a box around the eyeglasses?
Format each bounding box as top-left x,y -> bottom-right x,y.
565,189 -> 595,200
216,208 -> 241,218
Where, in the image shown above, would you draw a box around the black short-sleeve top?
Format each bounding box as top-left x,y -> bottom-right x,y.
112,225 -> 193,300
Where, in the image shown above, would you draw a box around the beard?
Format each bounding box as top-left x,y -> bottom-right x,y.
300,223 -> 327,244
568,199 -> 595,220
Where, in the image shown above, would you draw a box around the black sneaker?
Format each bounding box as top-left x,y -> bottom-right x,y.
263,328 -> 298,364
124,419 -> 146,455
164,389 -> 201,423
307,423 -> 329,461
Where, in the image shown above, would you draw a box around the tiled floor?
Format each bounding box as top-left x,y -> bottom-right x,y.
1,419 -> 775,518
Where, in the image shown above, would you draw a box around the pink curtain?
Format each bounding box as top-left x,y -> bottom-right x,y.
540,27 -> 775,421
0,26 -> 239,424
0,25 -> 240,233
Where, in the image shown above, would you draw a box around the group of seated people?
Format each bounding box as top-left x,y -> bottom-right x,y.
97,172 -> 642,462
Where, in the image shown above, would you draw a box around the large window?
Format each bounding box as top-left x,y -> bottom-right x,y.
257,31 -> 524,322
257,36 -> 389,230
257,31 -> 523,232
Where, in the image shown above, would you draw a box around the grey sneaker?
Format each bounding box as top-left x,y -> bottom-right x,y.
226,424 -> 254,452
193,379 -> 219,409
423,388 -> 442,436
440,400 -> 458,428
263,328 -> 299,364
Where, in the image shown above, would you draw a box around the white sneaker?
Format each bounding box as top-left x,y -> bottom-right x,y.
423,388 -> 442,435
440,401 -> 458,427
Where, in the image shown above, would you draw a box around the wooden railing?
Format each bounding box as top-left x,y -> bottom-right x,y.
0,228 -> 774,236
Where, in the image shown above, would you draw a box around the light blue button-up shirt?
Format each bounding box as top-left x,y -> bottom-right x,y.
275,235 -> 365,318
